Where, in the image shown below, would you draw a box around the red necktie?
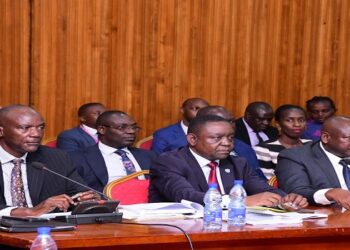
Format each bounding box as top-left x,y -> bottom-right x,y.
208,161 -> 221,192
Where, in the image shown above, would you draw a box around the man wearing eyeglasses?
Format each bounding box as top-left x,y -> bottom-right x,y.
70,110 -> 156,193
149,115 -> 307,210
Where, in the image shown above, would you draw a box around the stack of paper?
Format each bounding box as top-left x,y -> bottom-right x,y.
120,200 -> 204,221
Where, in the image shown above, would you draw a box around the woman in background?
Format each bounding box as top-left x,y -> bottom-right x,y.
254,104 -> 310,179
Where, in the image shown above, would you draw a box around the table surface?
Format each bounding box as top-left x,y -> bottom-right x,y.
2,206 -> 350,250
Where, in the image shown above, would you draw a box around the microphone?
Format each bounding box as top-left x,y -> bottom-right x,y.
30,162 -> 110,200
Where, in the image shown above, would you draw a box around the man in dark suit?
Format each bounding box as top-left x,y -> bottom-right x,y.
0,105 -> 95,217
57,102 -> 106,152
235,102 -> 278,146
196,105 -> 266,180
149,115 -> 307,208
151,97 -> 209,154
70,111 -> 156,192
276,116 -> 350,209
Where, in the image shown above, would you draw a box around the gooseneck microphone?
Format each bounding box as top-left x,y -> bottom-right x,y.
30,162 -> 110,200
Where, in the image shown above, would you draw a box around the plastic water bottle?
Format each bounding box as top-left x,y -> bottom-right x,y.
203,183 -> 222,230
228,180 -> 247,227
30,227 -> 58,250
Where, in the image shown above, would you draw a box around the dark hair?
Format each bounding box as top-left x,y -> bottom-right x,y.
188,115 -> 228,135
78,102 -> 104,117
306,96 -> 336,112
274,104 -> 306,121
95,110 -> 127,126
245,101 -> 273,114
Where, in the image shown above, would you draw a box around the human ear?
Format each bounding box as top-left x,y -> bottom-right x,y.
320,131 -> 330,144
187,133 -> 198,146
97,126 -> 105,135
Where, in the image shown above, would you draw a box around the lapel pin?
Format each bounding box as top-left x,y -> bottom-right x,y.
225,169 -> 230,173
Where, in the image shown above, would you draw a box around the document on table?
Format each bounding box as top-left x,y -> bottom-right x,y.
120,200 -> 203,221
244,206 -> 328,225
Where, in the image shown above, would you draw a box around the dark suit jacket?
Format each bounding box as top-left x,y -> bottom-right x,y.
149,147 -> 284,205
235,117 -> 279,146
276,141 -> 341,205
151,122 -> 187,155
57,126 -> 96,152
0,146 -> 87,210
70,145 -> 156,192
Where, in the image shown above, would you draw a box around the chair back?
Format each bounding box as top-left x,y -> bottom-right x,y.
103,170 -> 150,205
44,139 -> 57,148
135,136 -> 153,150
268,175 -> 278,188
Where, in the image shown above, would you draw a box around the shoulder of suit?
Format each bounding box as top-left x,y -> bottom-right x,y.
57,126 -> 82,137
153,122 -> 182,135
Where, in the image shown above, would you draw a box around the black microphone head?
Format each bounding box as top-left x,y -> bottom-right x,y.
30,162 -> 45,170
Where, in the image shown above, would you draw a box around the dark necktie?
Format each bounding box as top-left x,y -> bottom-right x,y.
208,161 -> 221,192
115,149 -> 137,175
340,159 -> 350,190
10,159 -> 28,207
255,131 -> 264,145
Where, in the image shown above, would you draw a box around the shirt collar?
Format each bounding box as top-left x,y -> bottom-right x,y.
180,120 -> 188,134
319,141 -> 342,164
189,148 -> 219,168
81,124 -> 97,135
0,145 -> 27,164
242,118 -> 254,133
98,142 -> 130,155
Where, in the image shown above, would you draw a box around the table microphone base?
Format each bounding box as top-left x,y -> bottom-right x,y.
53,212 -> 123,224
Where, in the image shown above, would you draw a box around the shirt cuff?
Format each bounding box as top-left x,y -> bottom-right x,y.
0,207 -> 16,217
313,188 -> 334,205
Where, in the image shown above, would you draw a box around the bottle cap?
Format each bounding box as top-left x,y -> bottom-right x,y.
234,180 -> 243,185
208,183 -> 218,189
37,227 -> 51,235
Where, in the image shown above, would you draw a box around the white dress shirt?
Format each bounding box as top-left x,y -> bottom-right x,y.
313,142 -> 348,205
0,146 -> 34,216
242,118 -> 269,146
180,120 -> 188,135
189,149 -> 230,207
98,142 -> 145,183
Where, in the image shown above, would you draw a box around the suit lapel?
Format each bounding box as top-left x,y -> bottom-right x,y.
219,159 -> 235,194
182,147 -> 208,192
26,152 -> 45,206
85,145 -> 108,185
0,161 -> 6,205
236,119 -> 251,146
312,143 -> 341,187
130,148 -> 148,170
77,126 -> 96,144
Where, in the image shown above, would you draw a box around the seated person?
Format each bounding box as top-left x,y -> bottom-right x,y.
235,102 -> 279,147
57,102 -> 106,151
302,96 -> 336,141
196,105 -> 266,180
70,110 -> 156,193
0,105 -> 96,217
276,116 -> 350,209
254,104 -> 310,179
149,115 -> 308,209
151,97 -> 209,154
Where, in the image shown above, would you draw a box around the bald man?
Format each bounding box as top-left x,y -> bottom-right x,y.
276,116 -> 350,209
0,105 -> 96,217
152,98 -> 209,154
235,102 -> 279,146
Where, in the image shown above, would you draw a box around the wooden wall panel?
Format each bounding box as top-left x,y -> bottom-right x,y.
1,0 -> 350,142
0,0 -> 30,106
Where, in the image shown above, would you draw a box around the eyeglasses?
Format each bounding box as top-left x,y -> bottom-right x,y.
102,124 -> 141,132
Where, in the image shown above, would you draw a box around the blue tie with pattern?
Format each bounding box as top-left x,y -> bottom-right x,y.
115,149 -> 137,175
10,159 -> 28,207
340,159 -> 350,190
